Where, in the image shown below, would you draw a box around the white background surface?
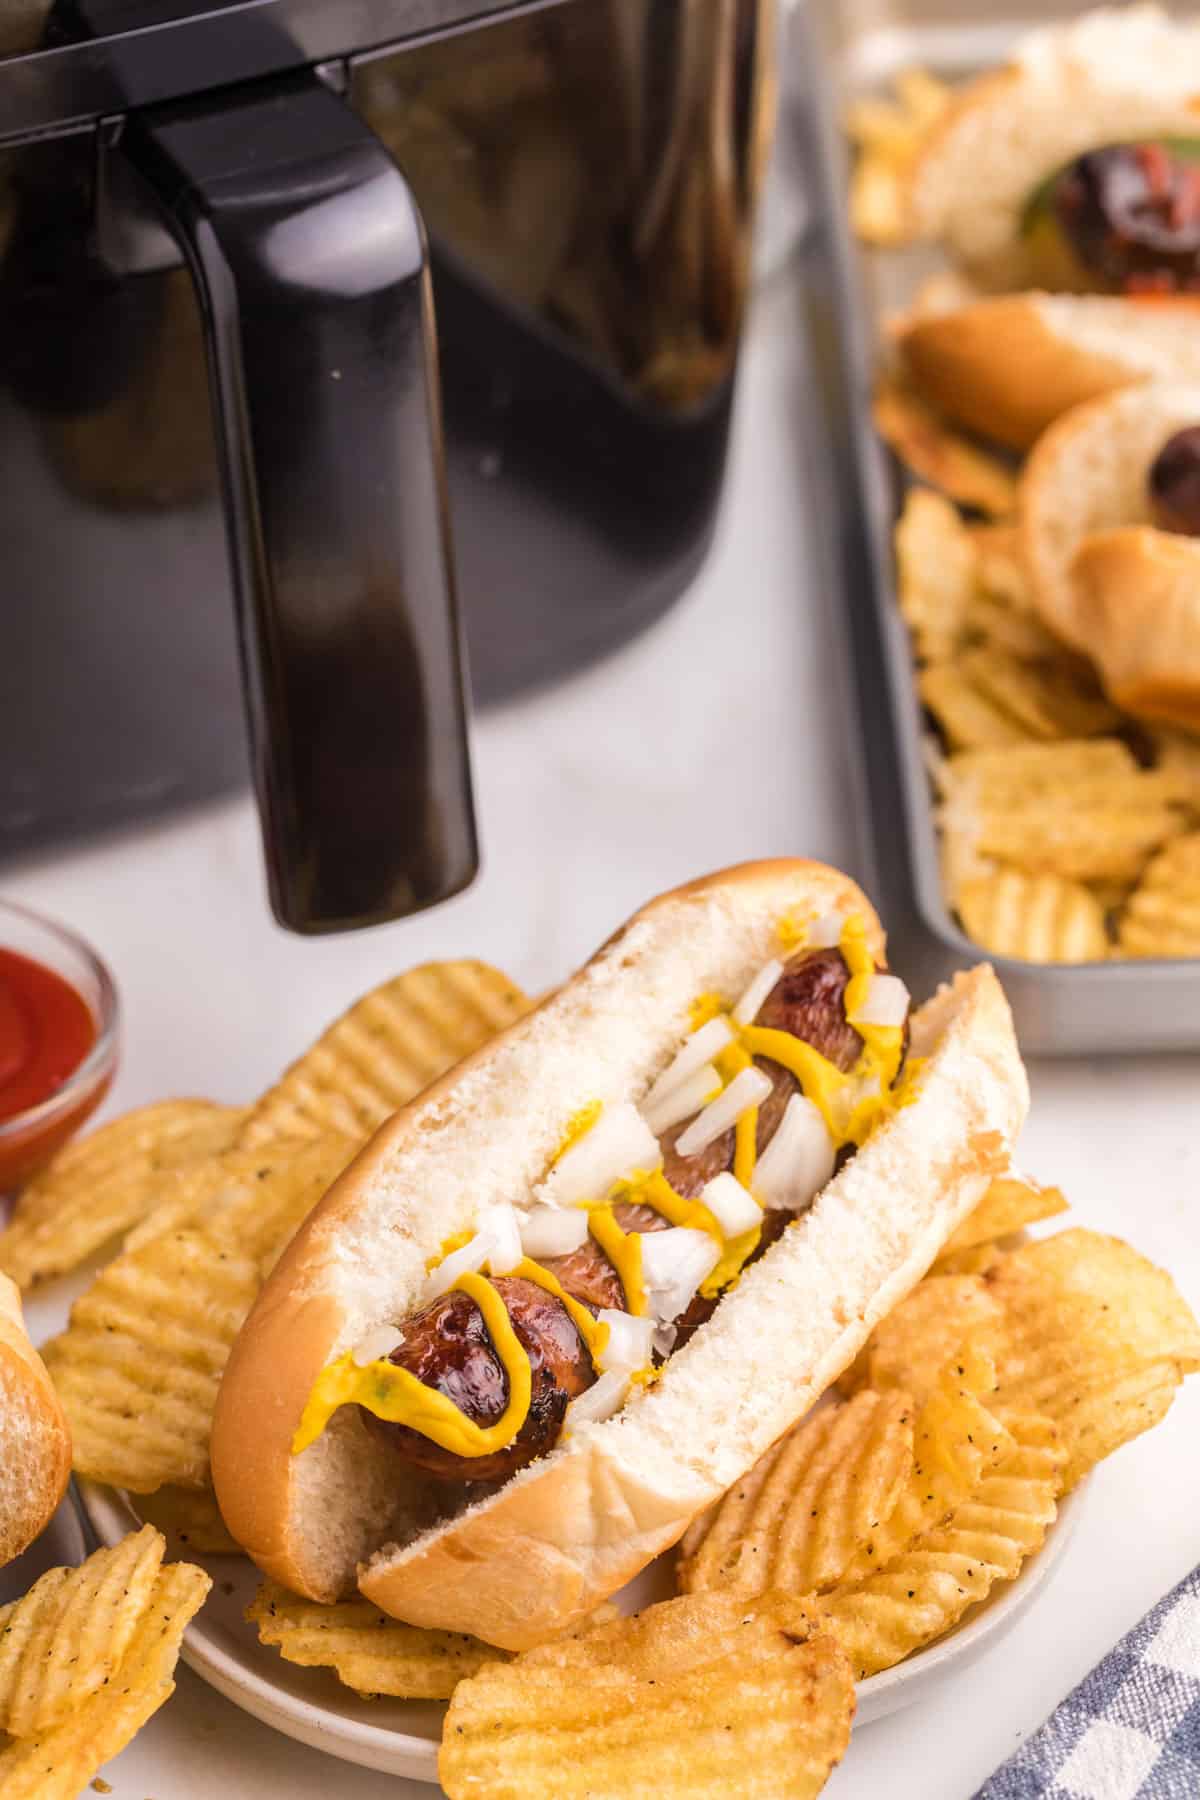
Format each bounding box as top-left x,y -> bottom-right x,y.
6,267 -> 1199,1800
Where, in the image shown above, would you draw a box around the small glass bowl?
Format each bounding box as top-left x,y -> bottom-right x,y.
0,900 -> 120,1193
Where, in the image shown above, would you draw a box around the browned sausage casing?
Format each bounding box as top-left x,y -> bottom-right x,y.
364,1276 -> 594,1482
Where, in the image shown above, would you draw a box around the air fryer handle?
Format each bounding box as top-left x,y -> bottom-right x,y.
119,72 -> 478,933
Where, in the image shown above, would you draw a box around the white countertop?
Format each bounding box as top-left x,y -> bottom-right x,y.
7,265 -> 1199,1800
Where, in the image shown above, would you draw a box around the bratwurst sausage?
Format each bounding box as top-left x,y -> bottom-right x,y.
363,1275 -> 595,1481
366,945 -> 897,1484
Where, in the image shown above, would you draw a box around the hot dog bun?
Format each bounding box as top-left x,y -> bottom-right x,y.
212,861 -> 1027,1650
906,6 -> 1200,280
899,294 -> 1200,452
0,1274 -> 71,1564
1021,380 -> 1200,649
1070,527 -> 1200,729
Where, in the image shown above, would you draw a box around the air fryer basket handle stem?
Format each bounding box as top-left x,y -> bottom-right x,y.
119,72 -> 477,933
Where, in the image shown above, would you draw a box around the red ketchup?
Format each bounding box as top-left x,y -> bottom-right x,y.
0,948 -> 103,1189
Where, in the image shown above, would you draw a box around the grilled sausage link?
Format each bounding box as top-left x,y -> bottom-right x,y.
367,946 -> 903,1482
363,1276 -> 595,1482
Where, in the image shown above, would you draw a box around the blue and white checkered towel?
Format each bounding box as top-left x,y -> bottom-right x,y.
974,1566 -> 1200,1799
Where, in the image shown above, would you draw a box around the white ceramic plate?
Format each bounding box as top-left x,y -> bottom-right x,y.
0,1488 -> 88,1607
78,1477 -> 1087,1781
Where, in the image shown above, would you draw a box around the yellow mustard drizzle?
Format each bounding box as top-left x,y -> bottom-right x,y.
717,912 -> 908,1151
688,991 -> 725,1029
733,1110 -> 758,1187
511,1258 -> 610,1365
702,1224 -> 762,1298
738,1024 -> 849,1137
715,1041 -> 761,1192
292,1271 -> 532,1459
552,1099 -> 603,1162
839,915 -> 904,1088
630,1170 -> 720,1239
424,1227 -> 472,1274
776,909 -> 810,952
616,1169 -> 762,1300
587,1203 -> 647,1315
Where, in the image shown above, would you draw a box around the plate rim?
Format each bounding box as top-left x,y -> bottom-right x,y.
76,1474 -> 1089,1781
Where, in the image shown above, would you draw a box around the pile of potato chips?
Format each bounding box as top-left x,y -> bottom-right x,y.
844,62 -> 1200,964
0,1525 -> 208,1798
889,485 -> 1200,962
844,68 -> 952,247
679,1188 -> 1199,1685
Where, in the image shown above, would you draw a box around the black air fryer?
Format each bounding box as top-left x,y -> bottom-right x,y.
0,0 -> 776,931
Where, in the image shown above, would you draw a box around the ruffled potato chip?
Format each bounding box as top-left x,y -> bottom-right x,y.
678,1391 -> 915,1599
955,645 -> 1119,741
1040,1363 -> 1181,1490
969,525 -> 1033,611
935,738 -> 1140,805
248,1581 -> 508,1699
964,798 -> 1183,885
928,1241 -> 1012,1278
1118,832 -> 1200,959
841,1274 -> 1006,1405
853,1231 -> 1200,1493
239,960 -> 529,1147
0,1558 -> 209,1799
42,1135 -> 358,1491
935,740 -> 1191,887
846,68 -> 951,249
439,1592 -> 855,1800
937,1176 -> 1069,1259
895,488 -> 976,664
0,1525 -> 164,1737
919,663 -> 1032,752
838,1347 -> 1013,1584
817,1411 -> 1063,1679
956,870 -> 1110,963
0,1100 -> 247,1290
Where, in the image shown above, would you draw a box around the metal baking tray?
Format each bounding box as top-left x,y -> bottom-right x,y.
788,0 -> 1200,1055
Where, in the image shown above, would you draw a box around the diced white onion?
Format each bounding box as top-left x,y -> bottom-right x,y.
700,1172 -> 762,1238
424,1230 -> 491,1299
565,1369 -> 631,1429
653,1321 -> 679,1360
640,1227 -> 721,1325
424,1205 -> 523,1298
732,958 -> 784,1027
673,1066 -> 774,1158
595,1308 -> 656,1374
642,1063 -> 722,1136
642,1017 -> 735,1113
808,911 -> 845,949
519,1205 -> 589,1260
849,972 -> 910,1029
537,1102 -> 662,1208
481,1203 -> 524,1276
754,1095 -> 837,1211
351,1325 -> 405,1366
